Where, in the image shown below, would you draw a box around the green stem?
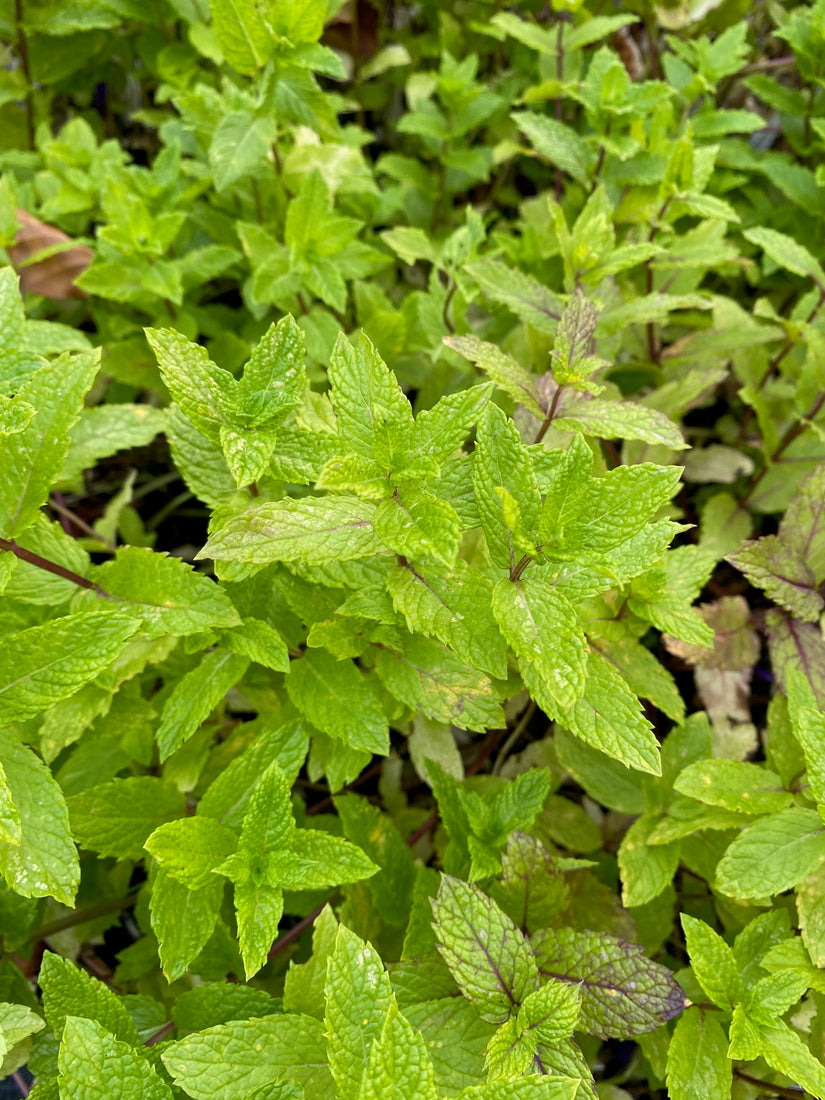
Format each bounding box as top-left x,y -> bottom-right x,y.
740,390 -> 825,508
28,891 -> 139,943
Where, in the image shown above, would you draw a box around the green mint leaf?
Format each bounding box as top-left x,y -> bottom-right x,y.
444,336 -> 543,418
361,1000 -> 439,1100
431,875 -> 540,1024
0,350 -> 99,538
335,794 -> 416,926
680,915 -> 741,1011
209,111 -> 276,193
58,1017 -> 173,1100
0,608 -> 139,722
618,815 -> 680,907
537,652 -> 661,776
453,1080 -> 578,1100
492,577 -> 586,710
162,1014 -> 332,1099
410,384 -> 493,466
40,952 -> 138,1044
286,647 -> 388,755
210,0 -> 274,73
555,396 -> 686,450
146,328 -> 233,441
797,864 -> 825,968
219,425 -> 279,489
599,637 -> 685,723
285,829 -> 378,890
665,1009 -> 731,1100
465,259 -> 562,336
483,1017 -> 533,1081
234,316 -> 306,429
786,670 -> 825,809
513,112 -> 591,186
166,406 -> 237,509
374,485 -> 460,568
491,833 -> 569,934
57,404 -> 164,490
221,617 -> 290,672
387,559 -> 508,680
743,225 -> 825,289
283,904 -> 338,1018
715,807 -> 825,899
67,776 -> 186,859
728,1002 -> 763,1060
328,331 -> 412,462
759,1019 -> 825,1099
746,969 -> 809,1024
472,404 -> 541,569
517,979 -> 581,1045
172,984 -> 279,1034
374,634 -> 505,732
673,759 -> 793,815
145,816 -> 238,891
532,927 -> 688,1039
199,497 -> 381,566
0,731 -> 79,905
78,546 -> 240,639
324,925 -> 394,1100
156,649 -> 250,761
149,868 -> 225,982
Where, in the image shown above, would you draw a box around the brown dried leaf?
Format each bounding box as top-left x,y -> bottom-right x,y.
8,209 -> 92,299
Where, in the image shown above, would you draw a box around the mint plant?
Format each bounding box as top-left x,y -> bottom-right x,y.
2,1 -> 825,1097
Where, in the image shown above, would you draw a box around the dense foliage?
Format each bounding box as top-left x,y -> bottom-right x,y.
1,0 -> 825,1096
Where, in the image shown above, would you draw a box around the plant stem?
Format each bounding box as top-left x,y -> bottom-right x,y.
740,390 -> 825,508
50,496 -> 116,551
12,1071 -> 29,1097
28,891 -> 139,943
0,537 -> 120,600
554,14 -> 567,202
145,1020 -> 175,1047
492,700 -> 537,775
734,1068 -> 804,1098
534,383 -> 565,445
268,896 -> 338,960
644,196 -> 671,364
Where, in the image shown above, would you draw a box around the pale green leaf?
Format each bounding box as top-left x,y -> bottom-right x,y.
361,1000 -> 439,1100
325,925 -> 394,1100
156,648 -> 250,761
150,868 -> 225,982
512,112 -> 591,184
0,731 -> 79,904
618,814 -> 679,906
0,351 -> 100,538
673,759 -> 793,815
444,336 -> 544,418
209,111 -> 276,192
286,648 -> 388,755
375,485 -> 460,568
555,397 -> 686,450
40,952 -> 138,1044
199,497 -> 382,566
210,0 -> 274,73
680,915 -> 741,1011
162,1015 -> 333,1100
145,816 -> 238,890
716,807 -> 825,899
59,1017 -> 173,1100
666,1009 -> 731,1100
328,331 -> 412,461
67,776 -> 186,860
744,225 -> 825,289
146,328 -> 233,440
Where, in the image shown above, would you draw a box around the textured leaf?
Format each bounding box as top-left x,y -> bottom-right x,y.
0,350 -> 99,538
618,815 -> 680,906
145,817 -> 238,890
374,634 -> 504,732
328,331 -> 411,461
59,1017 -> 173,1100
283,904 -> 338,1018
760,1019 -> 825,1099
150,868 -> 225,982
210,0 -> 274,73
716,807 -> 825,899
492,577 -> 586,710
58,404 -> 165,488
0,731 -> 79,905
387,560 -> 507,680
325,925 -> 394,1100
156,648 -> 250,760
361,1000 -> 439,1100
680,915 -> 741,1011
200,497 -> 381,566
236,315 -> 306,429
536,651 -> 660,776
40,953 -> 138,1044
286,648 -> 388,755
0,608 -> 139,722
674,759 -> 793,815
473,404 -> 541,569
335,794 -> 416,926
445,336 -> 543,418
81,547 -> 240,639
533,927 -> 688,1039
798,864 -> 825,968
146,328 -> 233,440
555,397 -> 686,450
666,1009 -> 731,1100
431,876 -> 540,1025
222,617 -> 290,672
375,486 -> 460,568
513,113 -> 590,184
162,1015 -> 333,1100
67,777 -> 186,860
465,259 -> 562,336
729,535 -> 823,622
209,111 -> 276,192
517,979 -> 581,1045
744,225 -> 825,288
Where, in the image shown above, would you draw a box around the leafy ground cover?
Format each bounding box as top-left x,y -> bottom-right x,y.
1,0 -> 825,1096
